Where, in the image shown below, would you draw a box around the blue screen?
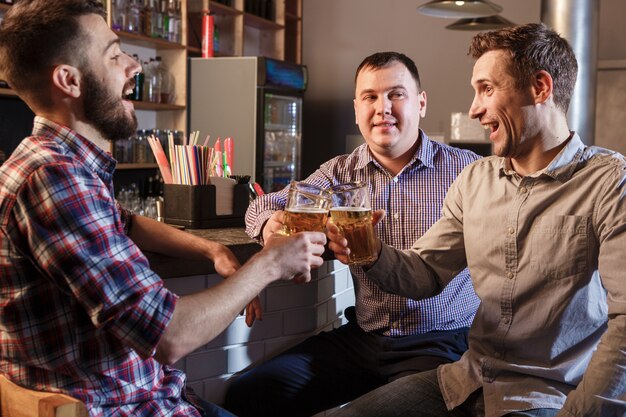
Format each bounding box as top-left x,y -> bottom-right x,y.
264,59 -> 306,91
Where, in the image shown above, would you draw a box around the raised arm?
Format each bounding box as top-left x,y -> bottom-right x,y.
154,231 -> 327,365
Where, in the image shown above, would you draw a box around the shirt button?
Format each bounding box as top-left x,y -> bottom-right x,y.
393,177 -> 399,183
503,316 -> 511,324
507,227 -> 515,235
393,213 -> 399,220
506,271 -> 514,279
519,186 -> 528,194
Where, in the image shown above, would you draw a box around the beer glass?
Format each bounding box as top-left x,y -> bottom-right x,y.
281,181 -> 331,235
329,181 -> 376,265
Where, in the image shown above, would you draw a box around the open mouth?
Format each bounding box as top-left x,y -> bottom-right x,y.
123,80 -> 136,99
483,121 -> 499,136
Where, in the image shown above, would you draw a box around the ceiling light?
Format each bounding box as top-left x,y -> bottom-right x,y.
417,0 -> 503,19
446,14 -> 515,30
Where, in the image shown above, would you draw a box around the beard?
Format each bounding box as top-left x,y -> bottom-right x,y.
81,70 -> 137,142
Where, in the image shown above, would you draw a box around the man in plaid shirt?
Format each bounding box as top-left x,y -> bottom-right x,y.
0,1 -> 327,416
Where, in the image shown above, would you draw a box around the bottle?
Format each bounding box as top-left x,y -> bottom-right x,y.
160,0 -> 169,39
144,58 -> 162,103
153,0 -> 164,38
126,0 -> 142,33
156,57 -> 174,104
111,0 -> 127,31
129,54 -> 144,101
213,23 -> 220,55
175,0 -> 183,42
167,0 -> 178,43
201,11 -> 214,58
142,0 -> 152,37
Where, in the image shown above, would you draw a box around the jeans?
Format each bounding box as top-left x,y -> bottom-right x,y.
327,369 -> 559,417
224,308 -> 470,417
195,397 -> 238,417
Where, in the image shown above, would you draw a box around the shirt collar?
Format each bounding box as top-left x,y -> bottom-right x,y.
354,129 -> 434,172
499,132 -> 584,182
32,116 -> 117,176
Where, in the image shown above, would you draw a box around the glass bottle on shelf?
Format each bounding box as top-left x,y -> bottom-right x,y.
111,0 -> 127,31
126,0 -> 142,33
214,23 -> 220,55
167,0 -> 178,43
153,0 -> 164,38
144,58 -> 162,103
142,0 -> 152,37
132,129 -> 148,163
127,54 -> 144,101
155,56 -> 173,104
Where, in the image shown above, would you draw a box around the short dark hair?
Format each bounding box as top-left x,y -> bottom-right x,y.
355,52 -> 422,92
468,23 -> 577,114
0,0 -> 106,108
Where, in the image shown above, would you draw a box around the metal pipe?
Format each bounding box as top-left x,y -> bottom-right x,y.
541,0 -> 599,145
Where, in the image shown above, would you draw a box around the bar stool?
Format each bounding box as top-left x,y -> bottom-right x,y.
0,374 -> 87,417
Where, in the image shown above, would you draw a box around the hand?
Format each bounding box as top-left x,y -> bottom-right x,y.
262,211 -> 286,243
263,231 -> 327,283
326,209 -> 385,265
244,295 -> 263,326
210,243 -> 241,278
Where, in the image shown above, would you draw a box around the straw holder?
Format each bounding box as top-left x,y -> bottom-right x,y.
163,184 -> 249,229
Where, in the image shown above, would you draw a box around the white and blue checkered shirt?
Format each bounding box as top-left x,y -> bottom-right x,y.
246,131 -> 481,336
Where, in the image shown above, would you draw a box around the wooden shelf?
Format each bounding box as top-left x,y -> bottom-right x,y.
0,87 -> 18,98
132,101 -> 186,111
117,163 -> 159,170
285,11 -> 300,20
210,1 -> 242,16
187,45 -> 202,54
244,13 -> 283,31
115,30 -> 186,50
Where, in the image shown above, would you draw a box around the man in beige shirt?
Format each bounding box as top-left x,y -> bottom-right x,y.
326,23 -> 626,417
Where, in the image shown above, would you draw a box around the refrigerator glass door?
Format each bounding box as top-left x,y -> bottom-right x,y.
263,93 -> 302,192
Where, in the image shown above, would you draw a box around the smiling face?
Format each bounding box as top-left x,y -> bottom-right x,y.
469,50 -> 538,158
78,14 -> 141,141
353,61 -> 426,168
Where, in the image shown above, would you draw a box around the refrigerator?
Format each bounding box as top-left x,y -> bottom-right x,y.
188,57 -> 307,193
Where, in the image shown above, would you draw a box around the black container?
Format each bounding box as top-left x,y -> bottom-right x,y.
163,183 -> 249,229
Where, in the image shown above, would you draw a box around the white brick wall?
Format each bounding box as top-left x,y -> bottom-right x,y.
163,260 -> 354,406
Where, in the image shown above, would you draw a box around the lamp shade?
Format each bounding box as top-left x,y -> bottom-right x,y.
446,14 -> 515,30
417,0 -> 503,19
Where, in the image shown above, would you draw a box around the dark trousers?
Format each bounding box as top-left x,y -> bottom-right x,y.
224,307 -> 470,417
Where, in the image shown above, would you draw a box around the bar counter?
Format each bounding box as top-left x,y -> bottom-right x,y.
145,227 -> 263,278
142,226 -> 355,406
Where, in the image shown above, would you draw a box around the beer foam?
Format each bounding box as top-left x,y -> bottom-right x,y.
330,206 -> 370,212
287,207 -> 329,214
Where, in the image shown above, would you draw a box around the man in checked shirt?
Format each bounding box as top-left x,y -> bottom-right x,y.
224,52 -> 482,417
0,1 -> 327,416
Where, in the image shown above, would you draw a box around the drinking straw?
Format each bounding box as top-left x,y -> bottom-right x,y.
224,137 -> 233,176
147,135 -> 173,184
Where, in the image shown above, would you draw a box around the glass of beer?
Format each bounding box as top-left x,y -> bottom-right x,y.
281,181 -> 331,236
329,181 -> 376,265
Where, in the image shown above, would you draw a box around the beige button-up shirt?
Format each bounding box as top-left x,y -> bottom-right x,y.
367,134 -> 626,416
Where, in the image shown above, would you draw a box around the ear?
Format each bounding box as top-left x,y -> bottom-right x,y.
418,90 -> 427,118
51,64 -> 82,98
353,98 -> 358,125
532,70 -> 553,105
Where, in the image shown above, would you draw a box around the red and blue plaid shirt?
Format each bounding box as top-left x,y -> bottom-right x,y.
247,131 -> 481,336
0,117 -> 201,416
